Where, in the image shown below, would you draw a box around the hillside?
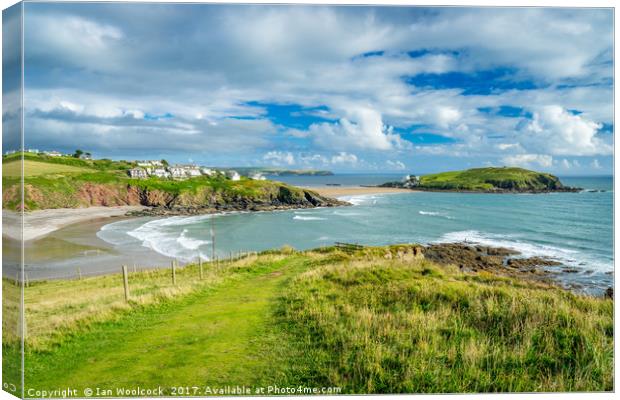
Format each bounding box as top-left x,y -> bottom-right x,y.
1,154 -> 344,212
4,245 -> 612,393
231,167 -> 334,176
383,167 -> 579,193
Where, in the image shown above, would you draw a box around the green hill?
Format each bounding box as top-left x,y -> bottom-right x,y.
416,167 -> 578,192
1,153 -> 343,211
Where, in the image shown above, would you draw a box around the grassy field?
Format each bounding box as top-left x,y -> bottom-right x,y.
2,245 -> 612,395
2,160 -> 94,177
419,167 -> 565,191
2,153 -> 331,211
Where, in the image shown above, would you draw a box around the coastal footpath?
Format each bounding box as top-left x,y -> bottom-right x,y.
4,244 -> 612,393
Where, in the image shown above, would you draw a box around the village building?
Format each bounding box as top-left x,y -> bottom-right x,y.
226,170 -> 241,181
128,168 -> 148,179
187,167 -> 202,177
250,173 -> 266,181
45,151 -> 63,157
169,166 -> 187,179
201,168 -> 216,176
151,168 -> 170,178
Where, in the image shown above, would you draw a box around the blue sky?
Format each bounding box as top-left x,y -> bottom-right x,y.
4,3 -> 613,174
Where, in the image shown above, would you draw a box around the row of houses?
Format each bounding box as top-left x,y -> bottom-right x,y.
4,149 -> 92,160
128,161 -> 253,181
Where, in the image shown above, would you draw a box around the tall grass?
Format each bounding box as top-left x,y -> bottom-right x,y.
2,246 -> 613,393
279,251 -> 613,392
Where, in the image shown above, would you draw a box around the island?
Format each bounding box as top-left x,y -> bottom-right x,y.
379,167 -> 581,193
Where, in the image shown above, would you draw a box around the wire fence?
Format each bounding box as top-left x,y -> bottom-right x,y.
5,249 -> 260,291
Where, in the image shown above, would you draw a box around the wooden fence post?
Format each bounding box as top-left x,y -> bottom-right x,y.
199,257 -> 204,280
172,260 -> 177,285
122,265 -> 130,302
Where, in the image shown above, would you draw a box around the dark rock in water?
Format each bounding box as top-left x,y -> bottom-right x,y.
507,257 -> 562,269
423,243 -> 566,283
424,243 -> 515,272
561,267 -> 580,273
605,287 -> 613,300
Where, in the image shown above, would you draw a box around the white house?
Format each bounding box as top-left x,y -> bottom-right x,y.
250,173 -> 266,181
152,168 -> 169,178
128,168 -> 148,179
169,166 -> 187,179
187,167 -> 202,177
45,151 -> 63,157
201,168 -> 215,176
226,170 -> 241,181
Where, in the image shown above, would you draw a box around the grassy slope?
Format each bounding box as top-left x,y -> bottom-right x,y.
7,246 -> 612,394
419,167 -> 565,191
2,154 -> 322,210
3,160 -> 94,177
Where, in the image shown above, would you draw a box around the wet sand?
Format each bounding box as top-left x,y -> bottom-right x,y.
3,206 -> 147,241
3,215 -> 175,280
311,186 -> 413,198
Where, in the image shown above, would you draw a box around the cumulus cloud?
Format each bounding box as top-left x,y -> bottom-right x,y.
17,4 -> 612,172
517,105 -> 611,156
386,160 -> 406,170
502,154 -> 553,168
330,152 -> 358,165
263,151 -> 296,166
309,107 -> 409,151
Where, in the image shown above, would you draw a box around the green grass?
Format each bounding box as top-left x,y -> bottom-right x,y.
2,153 -> 320,210
2,160 -> 94,177
4,246 -> 612,395
419,167 -> 566,191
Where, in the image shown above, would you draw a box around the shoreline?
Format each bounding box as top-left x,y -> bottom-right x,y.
3,187 -> 409,241
2,206 -> 147,242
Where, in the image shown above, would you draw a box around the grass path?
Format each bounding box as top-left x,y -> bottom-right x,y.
26,257 -> 307,393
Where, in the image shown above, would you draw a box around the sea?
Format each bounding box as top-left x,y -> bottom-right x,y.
97,174 -> 614,294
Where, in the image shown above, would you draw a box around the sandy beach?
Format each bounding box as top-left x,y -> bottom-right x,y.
2,206 -> 147,241
311,186 -> 414,198
1,188 -> 406,243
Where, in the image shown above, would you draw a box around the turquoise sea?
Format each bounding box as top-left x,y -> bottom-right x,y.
98,175 -> 614,294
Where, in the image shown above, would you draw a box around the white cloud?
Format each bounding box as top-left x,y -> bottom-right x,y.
386,160 -> 406,170
21,6 -> 612,172
309,107 -> 409,151
502,154 -> 553,168
518,105 -> 611,156
263,151 -> 295,166
330,152 -> 358,165
591,159 -> 602,169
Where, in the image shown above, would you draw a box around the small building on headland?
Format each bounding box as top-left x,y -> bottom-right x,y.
402,174 -> 420,188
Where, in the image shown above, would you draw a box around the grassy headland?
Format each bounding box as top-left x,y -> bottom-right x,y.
1,153 -> 343,211
382,167 -> 579,193
4,245 -> 612,394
